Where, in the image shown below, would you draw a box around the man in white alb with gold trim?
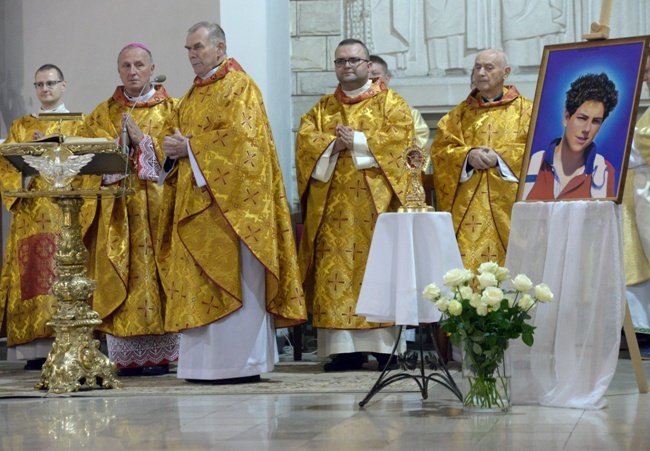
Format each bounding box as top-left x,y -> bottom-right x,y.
157,22 -> 306,383
82,43 -> 179,376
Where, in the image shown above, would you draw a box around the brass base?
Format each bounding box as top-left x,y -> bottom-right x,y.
36,318 -> 123,393
33,196 -> 121,394
398,205 -> 435,213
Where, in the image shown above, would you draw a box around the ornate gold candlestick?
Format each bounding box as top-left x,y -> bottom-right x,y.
1,138 -> 132,393
398,146 -> 435,212
36,196 -> 122,393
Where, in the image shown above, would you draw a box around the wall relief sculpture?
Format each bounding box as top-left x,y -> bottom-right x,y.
344,0 -> 649,79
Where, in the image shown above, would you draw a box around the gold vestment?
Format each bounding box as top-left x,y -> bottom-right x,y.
431,86 -> 532,272
0,115 -> 93,347
412,107 -> 430,149
623,107 -> 650,286
296,80 -> 414,329
156,58 -> 306,332
81,85 -> 177,337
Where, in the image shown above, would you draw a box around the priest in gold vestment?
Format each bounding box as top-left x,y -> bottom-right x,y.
81,43 -> 179,376
0,64 -> 91,370
625,54 -> 650,340
431,49 -> 532,273
158,22 -> 306,383
369,54 -> 430,149
296,39 -> 414,371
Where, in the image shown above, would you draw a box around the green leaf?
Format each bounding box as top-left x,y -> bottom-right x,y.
522,331 -> 534,347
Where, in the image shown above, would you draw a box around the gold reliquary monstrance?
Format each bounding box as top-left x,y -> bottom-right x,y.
398,145 -> 434,213
0,122 -> 134,394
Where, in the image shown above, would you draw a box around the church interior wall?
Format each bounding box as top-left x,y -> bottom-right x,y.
0,0 -> 296,252
0,0 -> 223,256
0,1 -> 649,231
290,0 -> 650,208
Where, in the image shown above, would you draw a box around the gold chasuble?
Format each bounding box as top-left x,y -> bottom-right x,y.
431,86 -> 532,272
156,59 -> 306,332
622,107 -> 650,286
0,115 -> 92,347
81,85 -> 177,337
296,80 -> 414,330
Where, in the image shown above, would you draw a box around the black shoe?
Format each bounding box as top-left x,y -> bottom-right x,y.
23,358 -> 46,371
323,352 -> 364,372
117,367 -> 144,377
185,375 -> 261,385
141,364 -> 169,376
637,334 -> 650,347
373,353 -> 398,372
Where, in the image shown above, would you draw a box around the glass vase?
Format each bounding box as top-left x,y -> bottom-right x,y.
461,339 -> 512,413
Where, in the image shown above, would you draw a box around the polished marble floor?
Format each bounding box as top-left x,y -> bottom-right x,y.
0,358 -> 648,450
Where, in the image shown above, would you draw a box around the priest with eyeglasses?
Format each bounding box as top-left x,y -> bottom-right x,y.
296,39 -> 414,372
0,64 -> 90,371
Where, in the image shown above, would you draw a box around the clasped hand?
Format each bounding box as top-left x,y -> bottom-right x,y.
162,128 -> 191,159
333,124 -> 354,154
468,146 -> 498,170
122,113 -> 145,146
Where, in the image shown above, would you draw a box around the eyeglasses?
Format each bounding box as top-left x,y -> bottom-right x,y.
334,58 -> 369,68
33,80 -> 63,89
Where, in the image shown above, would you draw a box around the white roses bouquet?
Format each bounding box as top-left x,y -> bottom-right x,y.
423,262 -> 553,348
422,262 -> 553,410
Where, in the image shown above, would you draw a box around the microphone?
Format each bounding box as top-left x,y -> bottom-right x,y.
121,74 -> 166,155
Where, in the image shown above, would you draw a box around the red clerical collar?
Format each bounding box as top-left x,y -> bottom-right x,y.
112,84 -> 170,108
193,58 -> 245,87
334,78 -> 387,104
466,85 -> 521,109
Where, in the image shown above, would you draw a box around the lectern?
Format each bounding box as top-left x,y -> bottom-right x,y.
0,136 -> 134,393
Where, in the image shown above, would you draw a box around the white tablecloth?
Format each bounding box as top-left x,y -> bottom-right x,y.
506,201 -> 626,409
355,212 -> 464,325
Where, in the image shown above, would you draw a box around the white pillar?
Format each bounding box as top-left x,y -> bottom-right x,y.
219,1 -> 296,209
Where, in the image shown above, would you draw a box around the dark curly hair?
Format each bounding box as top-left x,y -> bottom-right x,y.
565,73 -> 618,120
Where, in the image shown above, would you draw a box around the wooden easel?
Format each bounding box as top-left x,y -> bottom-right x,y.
582,0 -> 613,40
583,0 -> 648,394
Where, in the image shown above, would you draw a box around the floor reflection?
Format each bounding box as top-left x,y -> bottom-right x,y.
0,359 -> 647,450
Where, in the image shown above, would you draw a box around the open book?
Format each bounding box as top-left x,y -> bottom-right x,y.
33,134 -> 113,144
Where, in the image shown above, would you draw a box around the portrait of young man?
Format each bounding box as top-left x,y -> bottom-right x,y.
518,37 -> 649,203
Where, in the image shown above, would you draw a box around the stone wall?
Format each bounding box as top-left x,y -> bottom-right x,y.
291,1 -> 344,132
290,0 -> 650,200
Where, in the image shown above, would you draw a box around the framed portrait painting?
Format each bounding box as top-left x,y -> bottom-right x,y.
517,36 -> 650,203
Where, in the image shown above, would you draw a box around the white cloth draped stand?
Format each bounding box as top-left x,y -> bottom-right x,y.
356,212 -> 464,324
506,201 -> 628,409
355,212 -> 465,407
